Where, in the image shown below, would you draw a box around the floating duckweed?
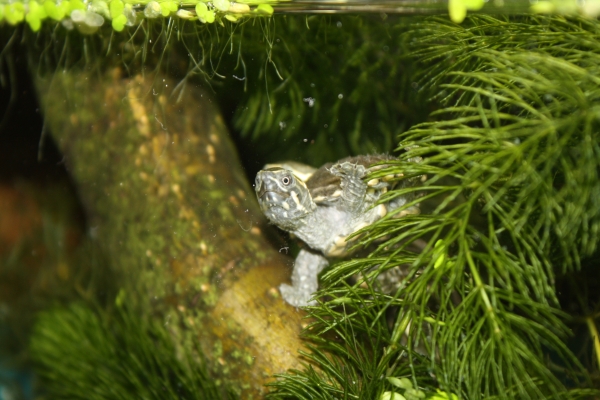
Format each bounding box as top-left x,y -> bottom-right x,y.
530,2 -> 553,13
144,1 -> 161,18
160,1 -> 178,16
123,3 -> 136,25
43,0 -> 66,20
60,16 -> 72,28
212,0 -> 230,12
69,8 -> 85,21
176,8 -> 194,19
0,0 -> 273,31
71,9 -> 104,26
69,0 -> 86,12
195,2 -> 215,23
90,0 -> 110,17
254,3 -> 273,14
195,2 -> 207,14
25,0 -> 47,31
228,2 -> 249,13
528,1 -> 580,14
108,0 -> 123,18
60,0 -> 72,15
111,12 -> 126,30
2,0 -> 583,32
5,3 -> 25,25
29,2 -> 48,18
448,0 -> 484,23
202,9 -> 214,23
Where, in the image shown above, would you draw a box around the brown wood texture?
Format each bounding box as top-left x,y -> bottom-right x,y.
35,67 -> 306,398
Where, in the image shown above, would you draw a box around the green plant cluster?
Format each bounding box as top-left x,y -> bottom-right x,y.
30,298 -> 235,399
4,0 -> 600,37
266,14 -> 600,399
0,0 -> 273,32
228,16 -> 434,167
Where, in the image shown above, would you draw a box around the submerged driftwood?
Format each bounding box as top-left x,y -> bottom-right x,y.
35,67 -> 306,397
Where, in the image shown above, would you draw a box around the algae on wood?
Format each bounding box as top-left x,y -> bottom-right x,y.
34,66 -> 306,397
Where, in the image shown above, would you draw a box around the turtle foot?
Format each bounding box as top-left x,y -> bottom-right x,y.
279,283 -> 316,307
330,161 -> 366,180
329,162 -> 367,211
279,249 -> 329,307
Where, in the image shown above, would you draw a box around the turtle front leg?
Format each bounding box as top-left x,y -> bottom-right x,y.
280,248 -> 329,307
329,161 -> 367,212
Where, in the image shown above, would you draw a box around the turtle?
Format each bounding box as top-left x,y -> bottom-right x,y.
255,154 -> 423,307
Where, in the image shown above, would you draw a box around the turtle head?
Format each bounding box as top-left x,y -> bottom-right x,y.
255,167 -> 316,230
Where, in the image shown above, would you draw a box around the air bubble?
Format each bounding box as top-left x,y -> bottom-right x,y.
71,10 -> 105,27
144,1 -> 162,18
70,9 -> 86,22
303,97 -> 315,107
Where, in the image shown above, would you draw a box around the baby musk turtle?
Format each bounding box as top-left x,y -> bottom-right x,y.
255,154 -> 422,307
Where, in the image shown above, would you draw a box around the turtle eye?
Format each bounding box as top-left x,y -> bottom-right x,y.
281,175 -> 292,186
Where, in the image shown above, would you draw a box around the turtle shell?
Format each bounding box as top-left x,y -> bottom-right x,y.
262,161 -> 317,182
306,154 -> 396,204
